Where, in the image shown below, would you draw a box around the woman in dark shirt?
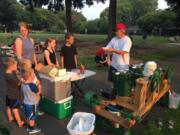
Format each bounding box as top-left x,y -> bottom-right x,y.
44,38 -> 59,66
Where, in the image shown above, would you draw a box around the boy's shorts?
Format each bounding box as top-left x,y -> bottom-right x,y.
22,104 -> 38,120
6,96 -> 20,109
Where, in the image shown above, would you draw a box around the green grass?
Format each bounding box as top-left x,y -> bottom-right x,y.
132,35 -> 169,46
142,107 -> 180,135
132,48 -> 180,62
78,55 -> 108,71
0,33 -> 107,45
0,33 -> 170,46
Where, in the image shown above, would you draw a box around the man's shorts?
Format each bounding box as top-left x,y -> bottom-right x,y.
6,96 -> 20,109
108,66 -> 117,82
22,104 -> 38,120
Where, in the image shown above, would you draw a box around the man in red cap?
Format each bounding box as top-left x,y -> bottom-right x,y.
104,23 -> 132,81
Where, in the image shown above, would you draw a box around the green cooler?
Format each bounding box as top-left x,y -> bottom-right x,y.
41,96 -> 73,119
113,72 -> 132,97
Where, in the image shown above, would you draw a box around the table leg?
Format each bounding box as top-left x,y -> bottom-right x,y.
72,80 -> 86,97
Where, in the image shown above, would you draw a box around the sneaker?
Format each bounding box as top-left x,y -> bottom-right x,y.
28,127 -> 41,134
38,110 -> 45,116
168,120 -> 174,129
26,127 -> 30,132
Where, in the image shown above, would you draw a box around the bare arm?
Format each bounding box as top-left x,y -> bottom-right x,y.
36,80 -> 42,95
15,38 -> 23,60
30,38 -> 37,65
106,48 -> 127,55
112,49 -> 127,55
55,51 -> 59,67
107,52 -> 111,66
74,54 -> 78,68
61,56 -> 64,68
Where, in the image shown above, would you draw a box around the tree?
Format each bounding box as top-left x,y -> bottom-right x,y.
101,0 -> 158,26
0,0 -> 23,32
165,0 -> 180,26
72,11 -> 87,33
86,19 -> 100,34
20,0 -> 106,33
108,0 -> 117,39
129,0 -> 158,25
138,10 -> 177,35
19,0 -> 49,11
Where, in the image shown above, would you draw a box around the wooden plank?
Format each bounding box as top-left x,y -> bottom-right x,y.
113,97 -> 137,111
134,84 -> 170,117
95,109 -> 133,129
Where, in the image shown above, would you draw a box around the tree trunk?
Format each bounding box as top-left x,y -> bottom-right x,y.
65,0 -> 73,33
108,0 -> 117,40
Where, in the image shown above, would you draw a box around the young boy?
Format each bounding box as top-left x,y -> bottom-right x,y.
3,57 -> 24,127
61,33 -> 78,71
19,59 -> 44,116
21,68 -> 41,134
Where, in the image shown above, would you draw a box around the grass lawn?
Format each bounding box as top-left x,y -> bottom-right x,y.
0,33 -> 107,45
0,32 -> 171,45
132,35 -> 170,46
142,107 -> 180,135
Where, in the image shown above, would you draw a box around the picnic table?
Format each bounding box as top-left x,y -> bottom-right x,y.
0,46 -> 13,56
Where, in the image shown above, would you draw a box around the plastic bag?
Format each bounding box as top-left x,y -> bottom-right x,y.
169,91 -> 180,109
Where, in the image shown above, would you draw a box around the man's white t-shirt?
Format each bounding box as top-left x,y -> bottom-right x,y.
106,36 -> 132,71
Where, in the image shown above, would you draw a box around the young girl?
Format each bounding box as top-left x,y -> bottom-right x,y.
60,33 -> 78,70
3,57 -> 24,127
44,38 -> 59,67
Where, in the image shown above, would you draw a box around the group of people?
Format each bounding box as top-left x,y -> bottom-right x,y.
3,22 -> 79,134
3,21 -> 132,134
15,22 -> 78,71
4,57 -> 42,134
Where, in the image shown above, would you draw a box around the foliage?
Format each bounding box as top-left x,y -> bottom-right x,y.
0,0 -> 24,32
20,0 -> 106,32
138,10 -> 177,34
165,0 -> 180,26
100,0 -> 158,26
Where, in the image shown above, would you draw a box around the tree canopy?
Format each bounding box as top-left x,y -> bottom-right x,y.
0,0 -> 23,32
165,0 -> 180,26
138,10 -> 177,34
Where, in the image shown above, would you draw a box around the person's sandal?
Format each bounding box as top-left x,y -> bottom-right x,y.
9,118 -> 14,123
168,120 -> 174,129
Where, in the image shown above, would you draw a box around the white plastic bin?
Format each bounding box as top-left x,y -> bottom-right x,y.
67,112 -> 96,135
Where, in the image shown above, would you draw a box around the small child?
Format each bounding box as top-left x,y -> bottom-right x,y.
61,33 -> 78,71
19,59 -> 41,88
3,57 -> 24,127
44,38 -> 59,67
21,68 -> 41,134
19,59 -> 44,116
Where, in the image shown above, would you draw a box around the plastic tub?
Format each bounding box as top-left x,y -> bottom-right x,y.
67,112 -> 95,135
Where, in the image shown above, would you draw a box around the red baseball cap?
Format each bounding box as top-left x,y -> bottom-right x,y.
116,23 -> 126,31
